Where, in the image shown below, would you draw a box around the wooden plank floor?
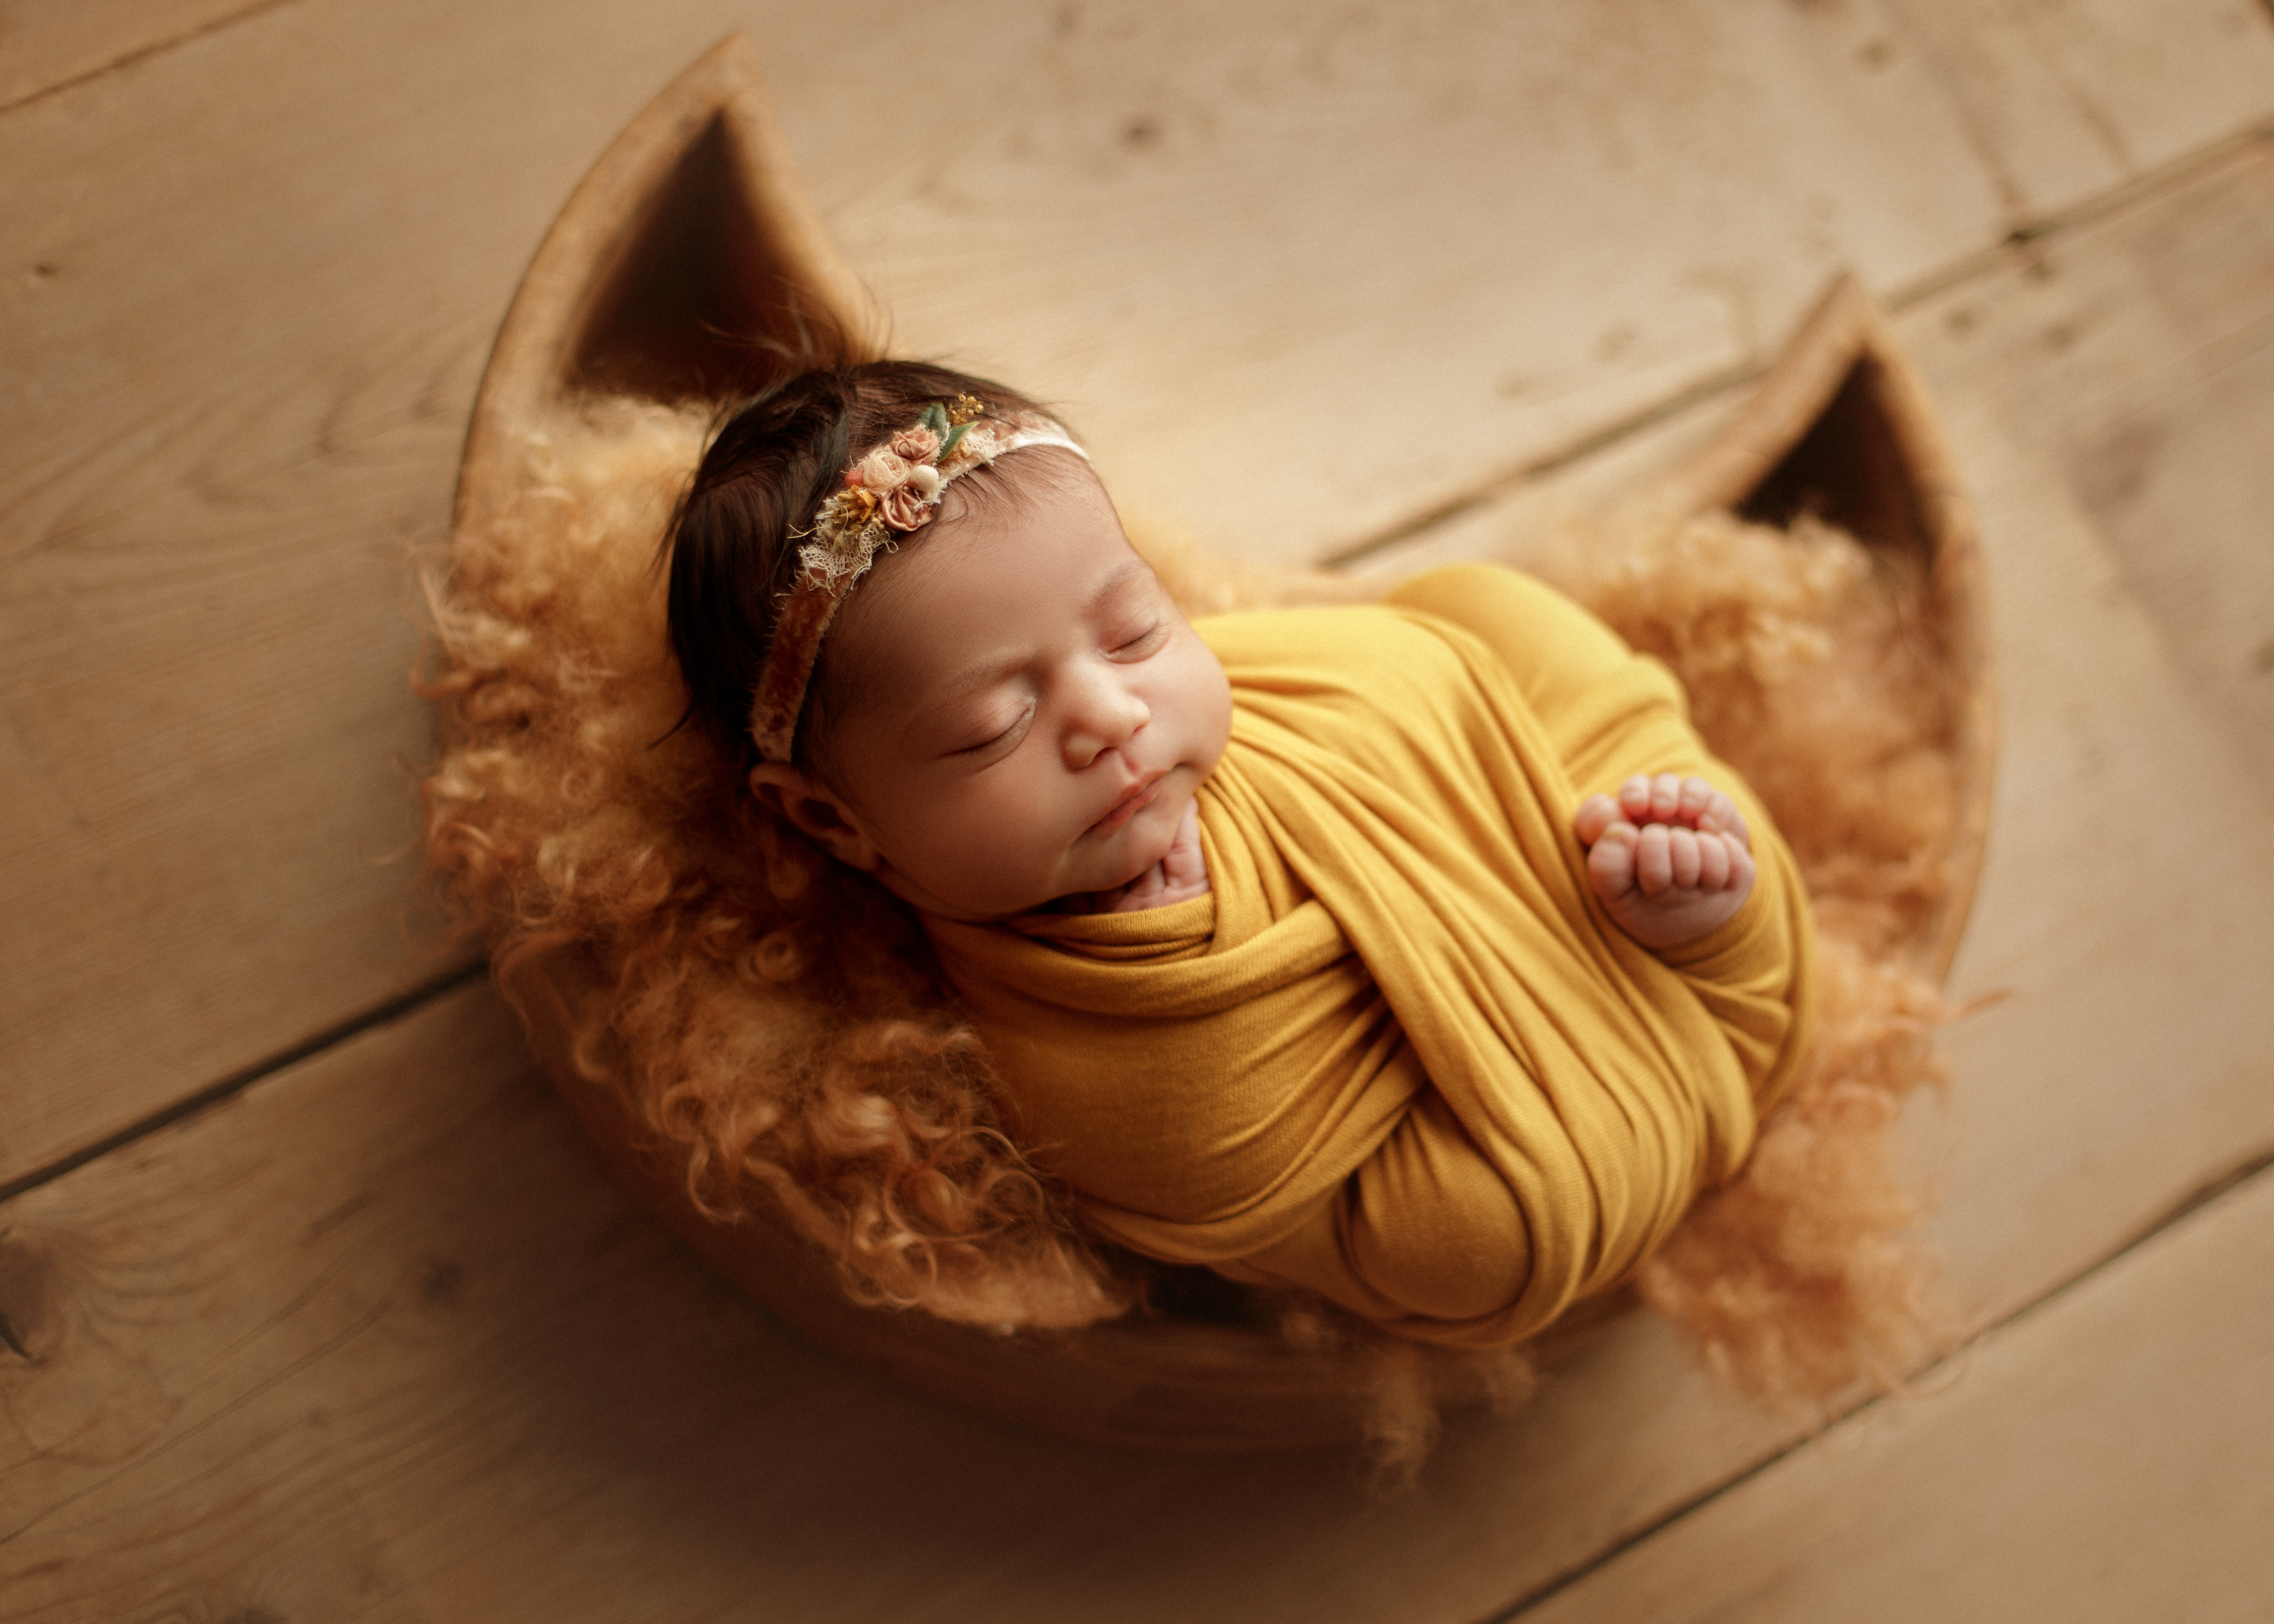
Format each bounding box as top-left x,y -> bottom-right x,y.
4,2 -> 2274,1618
0,0 -> 285,111
11,0 -> 2274,1188
1520,1160 -> 2274,1623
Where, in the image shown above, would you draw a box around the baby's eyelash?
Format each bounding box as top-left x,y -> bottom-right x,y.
958,704 -> 1033,757
1112,620 -> 1167,656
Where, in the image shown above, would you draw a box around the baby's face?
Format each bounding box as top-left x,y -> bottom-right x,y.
802,458 -> 1231,920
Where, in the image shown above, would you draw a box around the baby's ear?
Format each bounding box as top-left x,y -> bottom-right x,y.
747,763 -> 881,871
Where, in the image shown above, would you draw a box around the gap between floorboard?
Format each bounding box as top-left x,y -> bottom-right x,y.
1471,1135 -> 2274,1624
0,957 -> 485,1206
1326,117 -> 2274,573
0,0 -> 303,118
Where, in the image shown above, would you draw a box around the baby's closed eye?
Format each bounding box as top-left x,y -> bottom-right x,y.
950,699 -> 1034,757
1108,617 -> 1168,658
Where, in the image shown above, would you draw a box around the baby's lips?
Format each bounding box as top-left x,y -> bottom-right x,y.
1086,769 -> 1165,838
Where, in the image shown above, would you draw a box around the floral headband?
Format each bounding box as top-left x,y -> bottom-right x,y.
748,394 -> 1087,763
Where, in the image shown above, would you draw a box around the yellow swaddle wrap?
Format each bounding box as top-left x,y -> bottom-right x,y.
924,564 -> 1815,1347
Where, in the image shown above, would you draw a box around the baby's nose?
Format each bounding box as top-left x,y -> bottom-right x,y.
1065,671 -> 1149,765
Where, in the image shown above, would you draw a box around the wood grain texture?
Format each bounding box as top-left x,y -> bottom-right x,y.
0,0 -> 286,111
1517,1166 -> 2274,1623
1880,0 -> 2274,220
859,0 -> 2015,562
8,135 -> 2274,1624
2,0 -> 2269,1248
1916,144 -> 2274,790
1894,145 -> 2274,1317
862,0 -> 2274,562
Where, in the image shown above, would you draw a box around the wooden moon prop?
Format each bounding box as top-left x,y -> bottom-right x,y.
447,35 -> 1995,1451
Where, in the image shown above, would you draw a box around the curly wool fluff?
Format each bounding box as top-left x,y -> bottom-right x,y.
423,399 -> 1119,1328
421,400 -> 1960,1409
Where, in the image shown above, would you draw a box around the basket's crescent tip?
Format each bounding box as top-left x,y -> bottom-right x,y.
454,33 -> 885,528
1625,271 -> 1874,526
1610,270 -> 1998,986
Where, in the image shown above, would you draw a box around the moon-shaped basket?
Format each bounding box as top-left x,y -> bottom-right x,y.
440,36 -> 1993,1451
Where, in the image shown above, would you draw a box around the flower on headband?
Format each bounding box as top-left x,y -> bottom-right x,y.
850,433 -> 951,533
801,400 -> 1055,584
878,475 -> 937,531
890,425 -> 941,463
852,447 -> 911,493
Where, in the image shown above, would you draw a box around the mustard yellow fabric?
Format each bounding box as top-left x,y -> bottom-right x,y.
923,563 -> 1815,1346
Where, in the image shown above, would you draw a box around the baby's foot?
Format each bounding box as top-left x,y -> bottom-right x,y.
1573,773 -> 1756,951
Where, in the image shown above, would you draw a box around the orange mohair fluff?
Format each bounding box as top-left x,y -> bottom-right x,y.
423,399 -> 1121,1330
421,400 -> 1957,1412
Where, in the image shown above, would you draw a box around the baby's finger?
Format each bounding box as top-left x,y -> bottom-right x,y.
1667,826 -> 1702,889
1635,821 -> 1674,895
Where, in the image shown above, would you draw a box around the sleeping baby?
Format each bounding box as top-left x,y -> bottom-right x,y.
664,361 -> 1814,1347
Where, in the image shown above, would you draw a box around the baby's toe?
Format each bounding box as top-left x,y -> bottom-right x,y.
1587,821 -> 1639,901
1698,788 -> 1752,848
1696,828 -> 1732,892
1649,773 -> 1685,822
1616,775 -> 1655,823
1634,822 -> 1674,895
1677,776 -> 1716,825
1574,794 -> 1621,845
1667,826 -> 1703,890
1711,833 -> 1758,902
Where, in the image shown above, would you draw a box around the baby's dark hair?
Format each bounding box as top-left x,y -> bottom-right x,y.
665,360 -> 1060,770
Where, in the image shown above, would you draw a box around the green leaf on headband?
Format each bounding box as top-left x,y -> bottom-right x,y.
937,421 -> 971,460
919,402 -> 949,438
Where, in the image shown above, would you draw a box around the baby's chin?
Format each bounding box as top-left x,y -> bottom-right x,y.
907,845 -> 1171,925
1103,784 -> 1192,868
915,785 -> 1200,921
1003,789 -> 1190,915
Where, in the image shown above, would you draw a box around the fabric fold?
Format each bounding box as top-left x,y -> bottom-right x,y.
925,564 -> 1814,1346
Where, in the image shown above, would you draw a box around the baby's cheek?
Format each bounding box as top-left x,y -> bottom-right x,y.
948,777 -> 1061,873
1179,640 -> 1235,768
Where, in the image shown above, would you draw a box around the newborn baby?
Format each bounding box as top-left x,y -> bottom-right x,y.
667,361 -> 1814,1346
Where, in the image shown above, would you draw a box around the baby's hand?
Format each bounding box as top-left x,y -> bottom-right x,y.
1097,799 -> 1211,914
1573,773 -> 1756,951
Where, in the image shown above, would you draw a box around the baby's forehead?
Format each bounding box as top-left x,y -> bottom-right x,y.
939,441 -> 1104,522
833,480 -> 1149,686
